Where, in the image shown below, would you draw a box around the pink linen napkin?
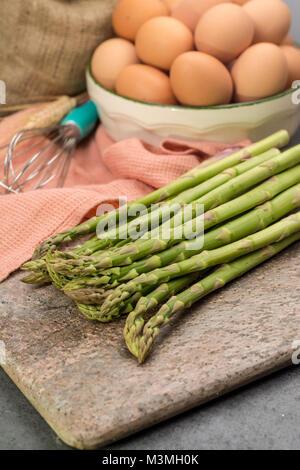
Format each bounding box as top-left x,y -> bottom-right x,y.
0,110 -> 250,282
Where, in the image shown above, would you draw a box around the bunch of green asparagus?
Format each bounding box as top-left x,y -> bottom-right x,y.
22,130 -> 300,363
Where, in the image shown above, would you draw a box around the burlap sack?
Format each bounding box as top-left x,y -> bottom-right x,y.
0,0 -> 119,105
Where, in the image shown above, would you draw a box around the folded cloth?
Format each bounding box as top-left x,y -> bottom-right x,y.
0,113 -> 250,282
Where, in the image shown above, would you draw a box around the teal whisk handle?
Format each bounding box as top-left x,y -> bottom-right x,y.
60,100 -> 99,141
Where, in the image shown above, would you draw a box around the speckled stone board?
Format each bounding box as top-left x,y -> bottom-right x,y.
0,243 -> 299,449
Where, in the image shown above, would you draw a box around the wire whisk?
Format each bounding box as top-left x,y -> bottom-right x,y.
0,100 -> 98,194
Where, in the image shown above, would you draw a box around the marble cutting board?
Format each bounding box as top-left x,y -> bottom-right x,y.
0,243 -> 299,449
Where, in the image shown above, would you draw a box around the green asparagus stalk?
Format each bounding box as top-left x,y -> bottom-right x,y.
114,182 -> 300,281
45,251 -> 71,289
52,157 -> 300,278
22,235 -> 130,284
60,154 -> 240,261
33,131 -> 289,259
45,147 -> 281,274
114,273 -> 203,322
84,272 -> 201,323
23,134 -> 291,280
21,256 -> 51,285
22,258 -> 47,273
124,273 -> 202,356
76,293 -> 143,322
61,182 -> 300,291
22,234 -> 103,283
50,172 -> 300,283
76,302 -> 111,321
65,287 -> 111,305
135,231 -> 300,363
85,145 -> 300,268
75,282 -> 160,321
170,149 -> 280,205
62,147 -> 280,257
21,271 -> 51,285
42,146 -> 280,268
101,212 -> 300,317
69,271 -> 202,322
75,146 -> 300,270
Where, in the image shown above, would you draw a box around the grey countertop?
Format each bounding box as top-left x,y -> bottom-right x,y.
0,0 -> 299,452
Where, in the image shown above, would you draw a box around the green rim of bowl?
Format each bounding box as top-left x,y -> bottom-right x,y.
88,53 -> 300,111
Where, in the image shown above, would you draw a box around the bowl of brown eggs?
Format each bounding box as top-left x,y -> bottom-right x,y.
87,0 -> 300,145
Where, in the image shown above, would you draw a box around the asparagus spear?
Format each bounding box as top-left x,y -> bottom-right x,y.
21,271 -> 51,285
101,212 -> 300,316
135,232 -> 300,363
49,164 -> 300,281
65,155 -> 240,260
22,233 -> 104,283
83,146 -> 300,269
22,258 -> 47,273
115,182 -> 300,281
124,273 -> 202,356
170,149 -> 280,205
61,184 -> 300,320
33,131 -> 289,259
45,251 -> 70,289
61,182 -> 300,292
76,289 -> 151,322
22,213 -> 133,284
42,146 -> 280,266
76,283 -> 161,321
45,147 -> 280,273
114,145 -> 300,267
65,287 -> 111,305
52,152 -> 300,276
61,147 -> 281,257
75,273 -> 201,322
23,133 -> 290,279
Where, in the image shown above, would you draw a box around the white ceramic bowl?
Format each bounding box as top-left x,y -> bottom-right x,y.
86,67 -> 300,145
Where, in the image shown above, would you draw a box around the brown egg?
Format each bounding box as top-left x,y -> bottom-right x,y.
91,39 -> 139,91
116,64 -> 177,104
280,46 -> 300,88
170,51 -> 233,106
195,3 -> 254,63
112,0 -> 169,41
281,33 -> 295,46
135,17 -> 193,71
172,0 -> 228,32
231,43 -> 288,102
243,0 -> 291,45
